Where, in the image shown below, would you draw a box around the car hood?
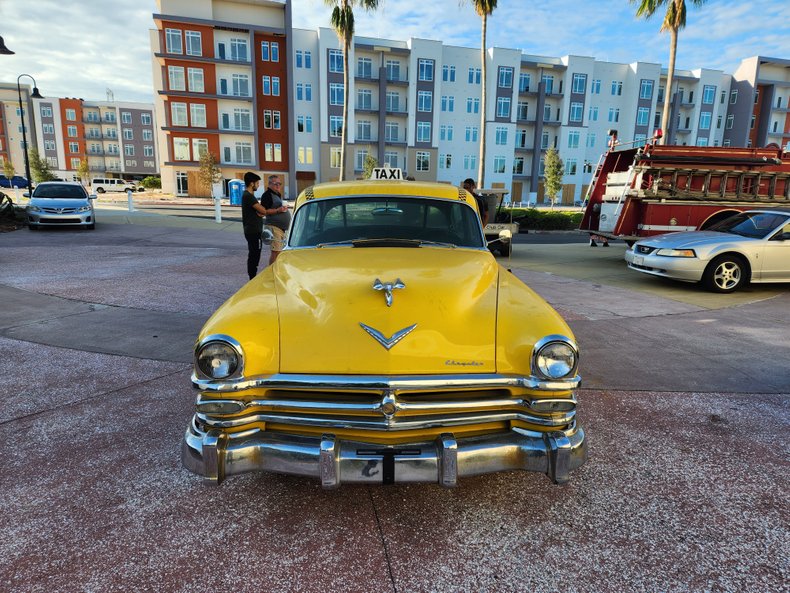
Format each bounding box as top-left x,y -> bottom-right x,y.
273,248 -> 499,374
28,198 -> 90,208
640,230 -> 754,249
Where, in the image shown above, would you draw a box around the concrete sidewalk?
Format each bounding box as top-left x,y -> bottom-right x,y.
1,213 -> 788,593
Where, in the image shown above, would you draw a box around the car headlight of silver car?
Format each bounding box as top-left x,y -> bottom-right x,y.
533,336 -> 579,380
195,336 -> 243,379
28,205 -> 41,212
77,205 -> 92,212
656,248 -> 696,257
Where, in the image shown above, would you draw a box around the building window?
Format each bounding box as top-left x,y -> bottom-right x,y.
165,28 -> 182,54
586,132 -> 596,148
564,158 -> 577,175
418,59 -> 434,82
465,126 -> 478,142
232,74 -> 250,97
637,107 -> 650,126
542,74 -> 554,94
261,41 -> 270,61
329,49 -> 344,73
716,115 -> 722,129
468,68 -> 481,84
271,42 -> 279,62
44,140 -> 56,150
730,90 -> 738,104
121,112 -> 132,124
463,155 -> 476,171
230,38 -> 248,61
124,144 -> 135,157
68,142 -> 79,153
297,147 -> 314,165
639,79 -> 654,100
384,151 -> 398,168
541,131 -> 549,149
608,107 -> 620,123
568,130 -> 580,149
386,92 -> 400,112
496,97 -> 511,118
699,112 -> 712,130
611,80 -> 623,96
417,121 -> 431,143
67,125 -> 78,137
442,65 -> 456,82
297,115 -> 313,133
416,151 -> 430,171
569,102 -> 583,122
296,50 -> 312,69
591,79 -> 601,94
519,73 -> 530,93
517,101 -> 529,120
188,68 -> 204,93
386,60 -> 401,82
41,106 -> 53,118
330,146 -> 342,168
572,74 -> 586,94
357,57 -> 372,78
495,127 -> 507,145
263,110 -> 273,129
355,149 -> 369,171
697,137 -> 709,147
543,104 -> 551,122
385,121 -> 400,142
171,102 -> 187,126
466,98 -> 480,114
498,67 -> 514,89
66,109 -> 76,121
123,129 -> 134,140
262,76 -> 271,95
418,91 -> 433,112
726,114 -> 734,129
750,115 -> 756,130
493,155 -> 506,174
358,88 -> 373,110
296,83 -> 312,101
357,120 -> 372,141
513,157 -> 524,174
141,113 -> 152,126
438,154 -> 451,169
185,31 -> 202,56
588,106 -> 598,121
329,115 -> 343,137
143,129 -> 153,141
516,129 -> 527,148
190,104 -> 206,127
168,66 -> 186,91
330,83 -> 344,106
234,142 -> 252,164
191,139 -> 208,159
702,85 -> 716,104
441,95 -> 454,112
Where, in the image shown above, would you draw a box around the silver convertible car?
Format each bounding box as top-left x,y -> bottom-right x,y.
26,182 -> 97,230
624,209 -> 790,293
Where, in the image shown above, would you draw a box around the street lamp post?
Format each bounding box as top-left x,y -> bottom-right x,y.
16,74 -> 44,194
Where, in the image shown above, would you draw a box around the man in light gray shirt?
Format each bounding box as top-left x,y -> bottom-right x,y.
260,174 -> 291,265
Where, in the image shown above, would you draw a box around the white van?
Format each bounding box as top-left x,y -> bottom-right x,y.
91,178 -> 139,193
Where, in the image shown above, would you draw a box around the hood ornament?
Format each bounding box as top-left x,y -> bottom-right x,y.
373,278 -> 405,307
360,323 -> 417,350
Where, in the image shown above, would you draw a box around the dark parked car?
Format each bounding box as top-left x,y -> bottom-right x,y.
0,175 -> 29,189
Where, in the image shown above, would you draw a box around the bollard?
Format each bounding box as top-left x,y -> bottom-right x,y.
214,195 -> 222,223
13,185 -> 19,202
126,188 -> 135,212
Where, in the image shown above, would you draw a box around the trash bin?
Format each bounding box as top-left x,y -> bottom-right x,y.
229,179 -> 244,206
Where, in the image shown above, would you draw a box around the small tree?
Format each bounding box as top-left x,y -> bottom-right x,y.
544,147 -> 564,204
29,149 -> 57,183
140,176 -> 161,190
77,158 -> 91,186
197,150 -> 222,198
362,151 -> 379,179
2,158 -> 14,180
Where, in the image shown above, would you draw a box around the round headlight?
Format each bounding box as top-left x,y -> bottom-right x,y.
535,340 -> 577,380
196,341 -> 240,379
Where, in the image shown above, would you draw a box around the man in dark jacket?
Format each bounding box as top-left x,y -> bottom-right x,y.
462,178 -> 488,226
241,172 -> 267,279
260,174 -> 290,265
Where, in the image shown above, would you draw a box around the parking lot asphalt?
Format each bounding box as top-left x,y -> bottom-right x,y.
1,204 -> 788,593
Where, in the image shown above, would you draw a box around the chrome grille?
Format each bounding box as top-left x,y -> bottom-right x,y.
42,207 -> 78,214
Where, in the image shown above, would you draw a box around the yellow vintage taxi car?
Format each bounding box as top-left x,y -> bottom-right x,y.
182,177 -> 585,487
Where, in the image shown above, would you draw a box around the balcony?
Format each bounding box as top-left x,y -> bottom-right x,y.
514,145 -> 534,152
219,125 -> 254,134
385,71 -> 409,85
355,72 -> 379,83
675,126 -> 692,134
542,119 -> 562,127
385,104 -> 408,117
356,134 -> 378,143
355,103 -> 377,113
87,149 -> 105,156
517,115 -> 536,124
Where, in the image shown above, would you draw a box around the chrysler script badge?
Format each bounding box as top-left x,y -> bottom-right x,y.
360,323 -> 417,350
372,278 -> 405,307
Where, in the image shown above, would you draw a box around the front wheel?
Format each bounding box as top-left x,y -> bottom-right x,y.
702,255 -> 748,293
96,187 -> 105,194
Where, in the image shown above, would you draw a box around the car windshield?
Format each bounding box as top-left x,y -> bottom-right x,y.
289,196 -> 484,248
32,184 -> 88,199
708,212 -> 790,239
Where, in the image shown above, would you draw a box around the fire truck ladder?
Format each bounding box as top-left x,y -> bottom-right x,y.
613,164 -> 639,219
582,153 -> 606,206
642,166 -> 790,202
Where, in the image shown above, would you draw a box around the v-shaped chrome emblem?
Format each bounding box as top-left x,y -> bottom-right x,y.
359,323 -> 417,350
372,278 -> 405,307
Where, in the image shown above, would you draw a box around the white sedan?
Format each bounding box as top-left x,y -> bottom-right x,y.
624,209 -> 790,292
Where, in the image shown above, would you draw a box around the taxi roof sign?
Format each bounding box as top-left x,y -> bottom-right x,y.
370,167 -> 403,180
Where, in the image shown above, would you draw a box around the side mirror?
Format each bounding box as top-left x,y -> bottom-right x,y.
23,192 -> 30,198
498,229 -> 512,242
89,194 -> 97,200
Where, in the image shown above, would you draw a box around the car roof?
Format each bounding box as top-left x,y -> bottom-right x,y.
745,207 -> 790,215
295,180 -> 476,209
36,181 -> 84,186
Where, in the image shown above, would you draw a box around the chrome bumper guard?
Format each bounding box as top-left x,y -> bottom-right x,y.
182,417 -> 586,487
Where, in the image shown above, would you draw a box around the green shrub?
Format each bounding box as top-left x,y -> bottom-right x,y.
501,208 -> 583,231
140,176 -> 161,189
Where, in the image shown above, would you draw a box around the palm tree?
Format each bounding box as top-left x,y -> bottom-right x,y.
325,0 -> 380,181
468,0 -> 498,188
631,0 -> 707,144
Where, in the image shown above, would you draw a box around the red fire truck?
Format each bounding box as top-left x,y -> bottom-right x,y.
579,133 -> 790,245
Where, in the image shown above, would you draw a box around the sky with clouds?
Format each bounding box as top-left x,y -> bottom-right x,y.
1,0 -> 788,104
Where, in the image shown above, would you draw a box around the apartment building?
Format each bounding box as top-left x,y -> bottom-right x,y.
0,83 -> 37,180
725,56 -> 790,150
30,97 -> 159,181
150,0 -> 294,196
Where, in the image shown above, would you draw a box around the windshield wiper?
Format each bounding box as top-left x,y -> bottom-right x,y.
351,238 -> 457,248
316,240 -> 355,248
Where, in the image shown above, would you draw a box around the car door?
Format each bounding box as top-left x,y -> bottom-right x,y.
761,220 -> 790,282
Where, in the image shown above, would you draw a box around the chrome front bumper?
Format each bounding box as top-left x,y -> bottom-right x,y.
182,417 -> 586,487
